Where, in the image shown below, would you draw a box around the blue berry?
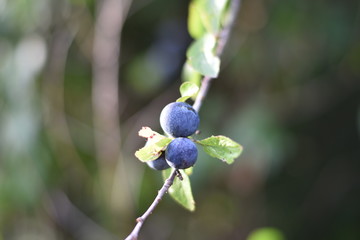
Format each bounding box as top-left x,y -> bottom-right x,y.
165,137 -> 198,169
146,153 -> 170,170
160,102 -> 199,137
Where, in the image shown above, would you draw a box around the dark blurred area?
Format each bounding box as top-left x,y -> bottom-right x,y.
0,0 -> 359,239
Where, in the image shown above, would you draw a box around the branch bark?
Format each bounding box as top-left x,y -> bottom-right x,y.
124,169 -> 178,240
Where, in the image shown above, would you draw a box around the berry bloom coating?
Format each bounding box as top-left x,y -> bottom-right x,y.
146,153 -> 170,170
165,138 -> 198,169
160,102 -> 199,137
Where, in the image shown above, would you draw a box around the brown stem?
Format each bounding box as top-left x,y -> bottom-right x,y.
124,169 -> 178,240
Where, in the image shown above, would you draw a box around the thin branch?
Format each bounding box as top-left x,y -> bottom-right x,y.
193,0 -> 241,112
124,169 -> 178,240
125,0 -> 240,238
192,75 -> 211,112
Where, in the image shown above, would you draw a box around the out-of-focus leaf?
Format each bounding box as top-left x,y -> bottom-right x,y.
197,135 -> 243,164
187,34 -> 220,77
163,169 -> 195,211
247,227 -> 285,240
197,0 -> 229,34
188,1 -> 206,39
182,61 -> 201,87
135,138 -> 171,162
185,167 -> 193,176
188,0 -> 229,37
177,82 -> 200,102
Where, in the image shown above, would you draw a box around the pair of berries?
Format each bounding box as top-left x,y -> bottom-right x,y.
147,102 -> 199,170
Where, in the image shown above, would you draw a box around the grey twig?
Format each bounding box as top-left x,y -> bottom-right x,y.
125,0 -> 240,238
124,169 -> 178,240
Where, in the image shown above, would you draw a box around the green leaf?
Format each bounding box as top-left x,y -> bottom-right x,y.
135,138 -> 172,162
176,96 -> 192,103
247,227 -> 285,240
188,1 -> 206,39
176,82 -> 200,102
197,135 -> 243,164
197,0 -> 229,34
182,61 -> 201,87
163,169 -> 195,211
184,167 -> 193,176
180,82 -> 199,97
187,34 -> 220,77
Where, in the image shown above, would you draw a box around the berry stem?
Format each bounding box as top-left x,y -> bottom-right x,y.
175,169 -> 183,180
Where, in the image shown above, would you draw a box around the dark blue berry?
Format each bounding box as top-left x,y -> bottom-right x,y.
146,152 -> 170,170
160,102 -> 199,137
165,137 -> 198,169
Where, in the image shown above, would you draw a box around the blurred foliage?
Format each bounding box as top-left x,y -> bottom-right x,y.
1,0 -> 360,239
247,227 -> 284,240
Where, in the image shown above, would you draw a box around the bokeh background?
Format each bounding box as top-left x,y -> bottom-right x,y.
1,0 -> 359,239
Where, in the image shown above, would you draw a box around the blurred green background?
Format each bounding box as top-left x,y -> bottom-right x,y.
0,0 -> 359,239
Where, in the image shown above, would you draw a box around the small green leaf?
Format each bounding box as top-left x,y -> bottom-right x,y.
176,96 -> 191,103
182,61 -> 201,87
197,135 -> 243,164
188,1 -> 206,39
135,138 -> 172,162
197,0 -> 229,34
176,82 -> 200,102
163,169 -> 195,211
187,34 -> 220,77
180,81 -> 199,97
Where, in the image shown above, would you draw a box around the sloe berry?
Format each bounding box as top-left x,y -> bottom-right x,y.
165,137 -> 198,169
146,152 -> 170,170
160,102 -> 199,137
